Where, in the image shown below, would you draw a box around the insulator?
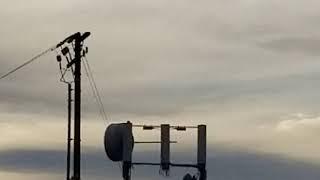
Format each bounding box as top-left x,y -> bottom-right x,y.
85,46 -> 88,53
175,126 -> 186,131
143,125 -> 154,130
56,55 -> 62,62
62,47 -> 69,56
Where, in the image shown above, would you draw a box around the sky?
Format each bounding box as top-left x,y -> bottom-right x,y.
1,0 -> 320,179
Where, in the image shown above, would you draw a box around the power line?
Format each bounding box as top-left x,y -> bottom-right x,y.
85,57 -> 108,121
82,56 -> 108,121
82,59 -> 105,121
0,46 -> 55,80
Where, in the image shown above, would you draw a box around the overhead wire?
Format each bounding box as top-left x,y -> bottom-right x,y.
81,56 -> 117,172
0,46 -> 56,80
85,58 -> 108,121
61,42 -> 104,119
82,56 -> 121,176
0,40 -> 108,121
0,35 -> 115,175
82,59 -> 105,121
53,46 -> 73,84
82,56 -> 108,121
83,57 -> 108,120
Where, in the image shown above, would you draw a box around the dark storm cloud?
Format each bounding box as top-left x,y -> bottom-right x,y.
0,147 -> 320,180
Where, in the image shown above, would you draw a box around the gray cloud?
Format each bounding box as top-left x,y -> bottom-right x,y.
2,0 -> 320,175
258,37 -> 320,55
1,147 -> 320,180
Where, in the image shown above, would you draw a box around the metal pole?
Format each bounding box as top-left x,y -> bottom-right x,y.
73,33 -> 82,180
161,124 -> 170,173
197,125 -> 207,180
122,122 -> 133,180
66,83 -> 72,180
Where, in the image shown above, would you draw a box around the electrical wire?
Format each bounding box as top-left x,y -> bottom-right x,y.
0,46 -> 56,80
83,57 -> 119,175
82,55 -> 122,173
82,56 -> 108,121
82,53 -> 121,174
53,47 -> 74,84
85,58 -> 108,121
0,35 -> 115,177
85,57 -> 108,121
84,57 -> 108,120
82,59 -> 105,121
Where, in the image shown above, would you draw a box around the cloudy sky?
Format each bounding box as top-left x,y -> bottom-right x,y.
2,0 -> 320,179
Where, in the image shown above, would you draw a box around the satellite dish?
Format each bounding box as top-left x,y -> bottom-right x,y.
104,123 -> 134,162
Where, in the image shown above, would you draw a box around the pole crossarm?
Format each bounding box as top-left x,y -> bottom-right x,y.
131,162 -> 199,169
132,124 -> 198,131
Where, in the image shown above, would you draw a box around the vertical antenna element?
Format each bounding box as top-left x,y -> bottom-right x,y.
122,122 -> 133,180
161,124 -> 170,174
197,125 -> 207,180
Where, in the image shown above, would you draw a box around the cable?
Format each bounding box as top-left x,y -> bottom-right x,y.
82,56 -> 108,121
0,46 -> 56,80
83,57 -> 108,120
82,56 -> 120,174
82,59 -> 105,121
85,58 -> 108,121
83,59 -> 121,174
82,57 -> 119,175
54,47 -> 74,84
82,58 -> 103,120
84,57 -> 108,121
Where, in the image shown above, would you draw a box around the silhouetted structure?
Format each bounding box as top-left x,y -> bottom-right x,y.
56,32 -> 91,180
104,122 -> 207,180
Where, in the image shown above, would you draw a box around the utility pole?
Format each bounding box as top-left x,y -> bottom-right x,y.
73,33 -> 82,180
58,32 -> 90,180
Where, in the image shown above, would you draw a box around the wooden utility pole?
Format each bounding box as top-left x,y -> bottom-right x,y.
61,32 -> 90,180
73,32 -> 82,180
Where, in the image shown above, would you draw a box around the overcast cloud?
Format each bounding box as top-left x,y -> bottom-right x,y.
2,0 -> 320,179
